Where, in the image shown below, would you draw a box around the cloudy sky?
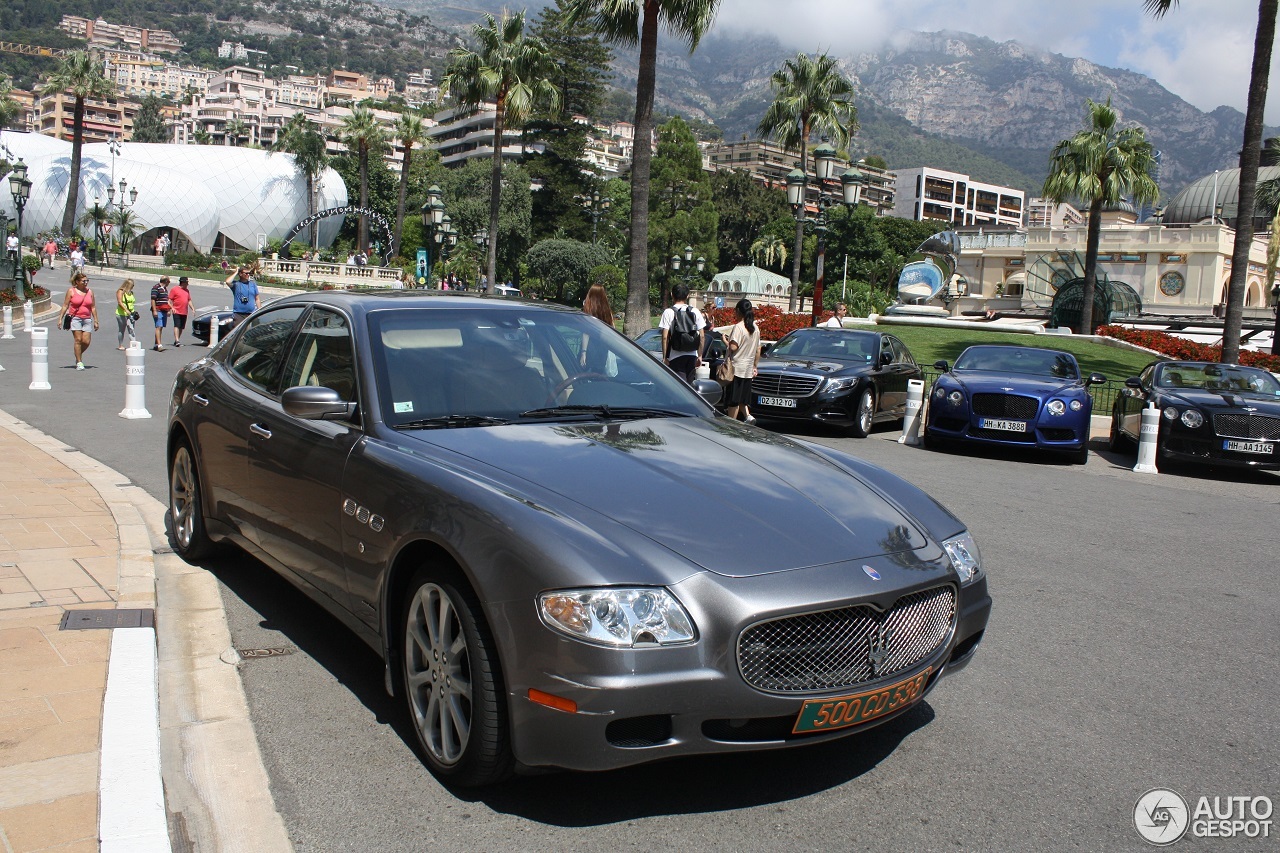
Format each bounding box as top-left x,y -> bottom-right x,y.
711,0 -> 1277,123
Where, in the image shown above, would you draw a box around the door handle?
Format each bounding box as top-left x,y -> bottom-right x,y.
250,423 -> 272,439
193,393 -> 209,407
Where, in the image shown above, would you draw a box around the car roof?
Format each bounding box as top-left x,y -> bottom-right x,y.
269,289 -> 579,316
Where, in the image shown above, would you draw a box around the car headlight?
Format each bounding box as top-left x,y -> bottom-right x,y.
942,532 -> 983,586
947,390 -> 964,405
1162,407 -> 1179,421
933,385 -> 947,399
1046,399 -> 1066,416
1180,408 -> 1204,428
825,377 -> 859,392
539,588 -> 696,647
1069,399 -> 1084,411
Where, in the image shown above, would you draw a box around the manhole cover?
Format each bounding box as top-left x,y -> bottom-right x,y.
60,609 -> 156,630
236,647 -> 295,658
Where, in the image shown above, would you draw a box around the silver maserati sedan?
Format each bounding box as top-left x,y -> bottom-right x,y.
166,290 -> 991,786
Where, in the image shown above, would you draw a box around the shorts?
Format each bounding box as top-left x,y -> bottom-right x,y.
666,354 -> 698,383
70,316 -> 95,332
173,313 -> 188,331
232,312 -> 252,327
154,310 -> 169,328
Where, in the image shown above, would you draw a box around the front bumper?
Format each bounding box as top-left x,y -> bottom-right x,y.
752,389 -> 857,428
1160,433 -> 1280,470
489,565 -> 991,773
927,412 -> 1088,453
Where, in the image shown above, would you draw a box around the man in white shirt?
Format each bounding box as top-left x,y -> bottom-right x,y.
821,302 -> 849,328
69,245 -> 86,276
659,284 -> 705,383
5,233 -> 17,271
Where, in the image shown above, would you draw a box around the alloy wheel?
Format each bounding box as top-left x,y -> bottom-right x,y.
404,582 -> 474,767
170,446 -> 198,550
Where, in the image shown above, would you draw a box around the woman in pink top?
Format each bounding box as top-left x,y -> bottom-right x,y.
58,273 -> 100,369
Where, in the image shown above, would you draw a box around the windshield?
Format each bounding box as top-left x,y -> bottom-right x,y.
369,308 -> 711,426
1158,362 -> 1280,395
954,346 -> 1079,380
768,329 -> 879,363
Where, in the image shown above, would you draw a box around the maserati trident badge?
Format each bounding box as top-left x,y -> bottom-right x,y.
869,625 -> 895,676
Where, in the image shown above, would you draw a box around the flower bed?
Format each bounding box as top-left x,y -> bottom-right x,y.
1097,325 -> 1280,372
703,304 -> 815,340
0,284 -> 49,305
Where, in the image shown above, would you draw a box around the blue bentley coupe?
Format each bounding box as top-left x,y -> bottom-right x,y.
924,344 -> 1106,464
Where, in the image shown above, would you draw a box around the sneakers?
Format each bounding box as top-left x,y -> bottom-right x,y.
76,361 -> 84,370
744,415 -> 757,424
153,345 -> 165,352
172,342 -> 182,347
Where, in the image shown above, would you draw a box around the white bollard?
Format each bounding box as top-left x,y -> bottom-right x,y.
23,300 -> 34,333
208,309 -> 220,347
29,327 -> 51,390
119,341 -> 152,419
2,305 -> 13,339
1133,402 -> 1160,474
899,378 -> 925,445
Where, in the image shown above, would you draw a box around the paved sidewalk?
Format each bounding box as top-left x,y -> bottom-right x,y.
0,411 -> 291,852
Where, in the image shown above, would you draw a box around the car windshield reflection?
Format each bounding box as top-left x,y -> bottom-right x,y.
370,308 -> 709,427
768,329 -> 879,363
954,346 -> 1079,380
1158,362 -> 1280,394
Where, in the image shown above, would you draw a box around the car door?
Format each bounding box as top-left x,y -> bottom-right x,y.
244,306 -> 362,609
876,335 -> 911,415
1121,365 -> 1156,440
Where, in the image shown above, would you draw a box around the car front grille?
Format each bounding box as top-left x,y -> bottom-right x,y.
972,393 -> 1039,420
737,585 -> 956,693
751,372 -> 822,398
969,427 -> 1034,443
1213,413 -> 1280,441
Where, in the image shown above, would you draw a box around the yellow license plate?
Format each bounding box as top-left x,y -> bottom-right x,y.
792,667 -> 933,734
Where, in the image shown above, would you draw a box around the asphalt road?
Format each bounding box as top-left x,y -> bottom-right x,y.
1,278 -> 1277,851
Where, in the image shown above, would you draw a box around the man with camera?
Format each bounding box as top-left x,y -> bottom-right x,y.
225,266 -> 261,328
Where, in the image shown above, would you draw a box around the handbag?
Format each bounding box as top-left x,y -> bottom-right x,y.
130,311 -> 140,321
716,358 -> 735,382
62,314 -> 72,330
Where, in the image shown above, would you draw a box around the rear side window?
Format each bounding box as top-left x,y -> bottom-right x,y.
227,306 -> 307,393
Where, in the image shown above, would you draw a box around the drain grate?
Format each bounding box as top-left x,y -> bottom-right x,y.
60,609 -> 156,630
237,647 -> 295,659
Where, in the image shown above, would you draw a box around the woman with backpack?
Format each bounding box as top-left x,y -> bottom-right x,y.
724,298 -> 761,423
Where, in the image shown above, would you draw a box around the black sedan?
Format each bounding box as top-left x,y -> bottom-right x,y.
190,308 -> 235,344
1110,359 -> 1280,471
751,328 -> 923,437
166,291 -> 990,786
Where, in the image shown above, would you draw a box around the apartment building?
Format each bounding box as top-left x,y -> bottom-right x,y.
36,92 -> 139,143
1026,197 -> 1085,228
102,50 -> 212,101
704,138 -> 897,213
893,167 -> 1025,227
427,105 -> 534,167
58,16 -> 182,55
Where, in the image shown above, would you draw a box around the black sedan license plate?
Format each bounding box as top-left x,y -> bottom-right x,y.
759,396 -> 796,408
979,417 -> 1028,432
1224,439 -> 1274,454
792,667 -> 933,734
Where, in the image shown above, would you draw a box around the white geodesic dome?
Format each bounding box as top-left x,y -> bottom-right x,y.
0,133 -> 347,253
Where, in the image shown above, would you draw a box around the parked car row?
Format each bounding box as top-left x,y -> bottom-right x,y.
648,325 -> 1278,474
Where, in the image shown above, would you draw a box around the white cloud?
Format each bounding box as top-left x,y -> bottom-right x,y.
709,0 -> 1279,123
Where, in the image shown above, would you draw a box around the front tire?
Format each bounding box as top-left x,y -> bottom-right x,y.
169,441 -> 212,560
401,570 -> 512,786
1071,440 -> 1090,465
850,388 -> 875,438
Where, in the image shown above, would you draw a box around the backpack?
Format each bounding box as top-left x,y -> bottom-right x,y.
669,307 -> 700,351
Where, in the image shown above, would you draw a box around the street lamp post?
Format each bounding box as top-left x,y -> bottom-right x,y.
670,244 -> 706,298
419,186 -> 457,286
786,143 -> 863,326
105,177 -> 139,267
473,230 -> 490,291
1271,280 -> 1279,356
8,159 -> 32,299
576,189 -> 611,244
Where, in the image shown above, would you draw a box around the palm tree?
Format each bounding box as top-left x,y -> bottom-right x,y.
40,51 -> 116,235
108,207 -> 145,255
393,112 -> 426,257
1146,1 -> 1276,361
274,113 -> 329,249
224,117 -> 249,147
757,52 -> 857,313
443,11 -> 559,287
339,105 -> 388,253
750,233 -> 789,271
192,128 -> 213,145
1043,98 -> 1159,333
566,0 -> 721,336
0,74 -> 19,137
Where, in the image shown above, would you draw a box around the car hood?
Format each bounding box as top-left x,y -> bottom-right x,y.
758,357 -> 870,375
950,370 -> 1082,396
406,416 -> 928,578
1161,388 -> 1280,412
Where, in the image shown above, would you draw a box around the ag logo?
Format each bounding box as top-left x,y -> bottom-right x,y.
1134,788 -> 1189,845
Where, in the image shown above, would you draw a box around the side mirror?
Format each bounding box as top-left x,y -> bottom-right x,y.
933,359 -> 950,372
880,351 -> 893,367
760,342 -> 773,357
1124,376 -> 1142,389
282,386 -> 356,420
691,377 -> 723,407
1087,373 -> 1107,386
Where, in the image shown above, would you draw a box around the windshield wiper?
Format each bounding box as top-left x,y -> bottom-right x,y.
393,414 -> 509,430
518,404 -> 689,420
